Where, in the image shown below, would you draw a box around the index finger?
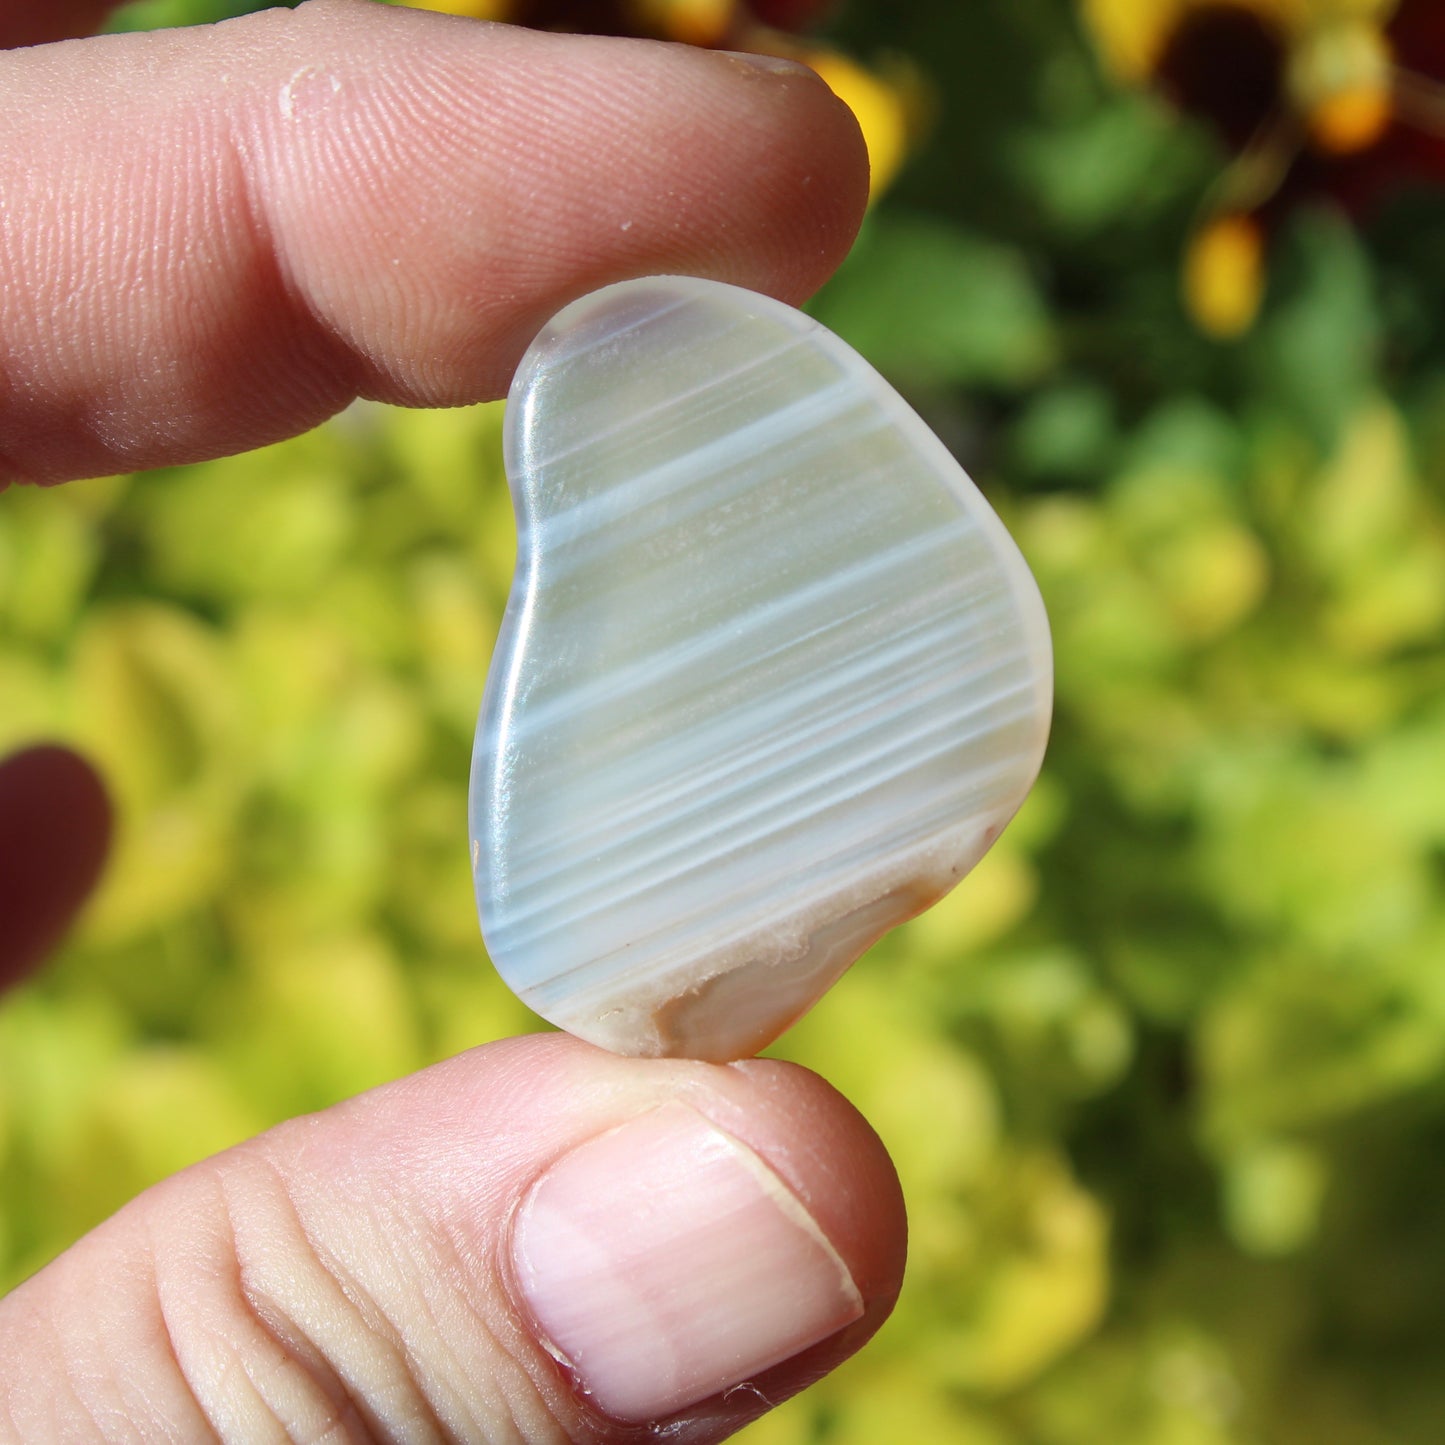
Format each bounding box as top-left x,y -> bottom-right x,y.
0,0 -> 868,485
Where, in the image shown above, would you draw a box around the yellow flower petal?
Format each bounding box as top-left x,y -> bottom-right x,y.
395,0 -> 511,17
1183,213 -> 1265,339
625,0 -> 736,47
1080,0 -> 1189,80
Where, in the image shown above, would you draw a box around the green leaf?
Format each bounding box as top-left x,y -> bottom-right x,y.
1247,212 -> 1380,449
811,212 -> 1056,391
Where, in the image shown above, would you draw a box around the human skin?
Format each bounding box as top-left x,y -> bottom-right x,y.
0,2 -> 908,1440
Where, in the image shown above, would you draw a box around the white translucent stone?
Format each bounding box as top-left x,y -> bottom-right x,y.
471,276 -> 1052,1061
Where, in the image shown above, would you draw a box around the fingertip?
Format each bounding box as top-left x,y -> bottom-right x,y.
256,12 -> 874,405
723,1053 -> 908,1319
445,1037 -> 907,1430
674,44 -> 872,307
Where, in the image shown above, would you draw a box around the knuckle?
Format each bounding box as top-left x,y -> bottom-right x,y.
151,1157 -> 423,1443
172,1152 -> 568,1444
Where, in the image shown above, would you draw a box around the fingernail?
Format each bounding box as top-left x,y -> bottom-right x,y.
510,1102 -> 863,1423
719,50 -> 818,79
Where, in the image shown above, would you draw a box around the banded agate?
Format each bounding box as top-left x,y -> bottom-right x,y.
471,277 -> 1052,1060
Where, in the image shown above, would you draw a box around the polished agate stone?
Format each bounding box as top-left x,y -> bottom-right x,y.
471,277 -> 1052,1060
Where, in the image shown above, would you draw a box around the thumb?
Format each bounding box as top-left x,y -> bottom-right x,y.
0,1033 -> 905,1442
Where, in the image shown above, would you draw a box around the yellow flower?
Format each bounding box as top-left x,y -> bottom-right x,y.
1080,0 -> 1421,335
1082,0 -> 1395,82
1287,10 -> 1395,152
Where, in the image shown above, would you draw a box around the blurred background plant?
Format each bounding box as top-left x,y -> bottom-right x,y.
6,0 -> 1445,1439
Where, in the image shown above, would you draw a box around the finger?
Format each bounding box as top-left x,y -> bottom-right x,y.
0,1033 -> 905,1442
0,1 -> 120,49
0,0 -> 869,485
0,744 -> 111,992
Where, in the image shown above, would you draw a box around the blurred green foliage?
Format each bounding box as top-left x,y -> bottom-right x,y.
7,0 -> 1445,1441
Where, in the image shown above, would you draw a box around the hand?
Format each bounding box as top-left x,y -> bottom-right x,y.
0,2 -> 904,1440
